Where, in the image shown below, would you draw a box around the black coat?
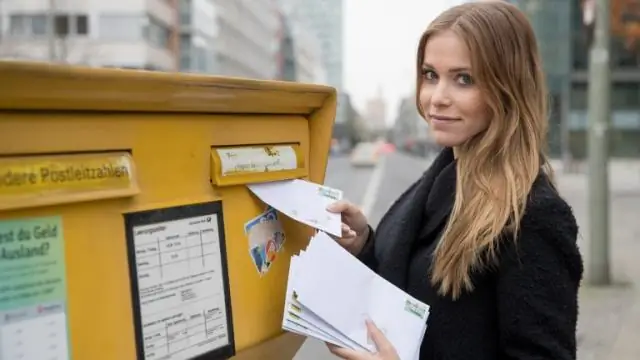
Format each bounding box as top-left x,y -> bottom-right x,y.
357,148 -> 583,360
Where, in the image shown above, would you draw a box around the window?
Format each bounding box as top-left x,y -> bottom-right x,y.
76,15 -> 89,35
194,46 -> 207,71
180,0 -> 192,27
612,83 -> 640,109
9,13 -> 89,37
31,15 -> 47,35
180,56 -> 191,70
9,15 -> 28,35
572,83 -> 640,110
570,83 -> 588,110
180,34 -> 192,53
180,34 -> 192,71
9,14 -> 47,36
99,14 -> 144,41
54,15 -> 69,36
144,16 -> 171,49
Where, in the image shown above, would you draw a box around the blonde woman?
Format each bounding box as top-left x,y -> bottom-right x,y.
327,2 -> 583,360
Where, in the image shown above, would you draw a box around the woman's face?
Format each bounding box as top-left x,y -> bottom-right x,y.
418,30 -> 491,147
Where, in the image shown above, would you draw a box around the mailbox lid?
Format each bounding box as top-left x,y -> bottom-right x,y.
0,61 -> 335,115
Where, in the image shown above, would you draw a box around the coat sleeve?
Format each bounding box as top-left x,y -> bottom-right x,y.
356,224 -> 378,272
496,200 -> 583,360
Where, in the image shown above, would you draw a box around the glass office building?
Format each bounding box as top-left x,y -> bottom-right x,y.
510,0 -> 640,157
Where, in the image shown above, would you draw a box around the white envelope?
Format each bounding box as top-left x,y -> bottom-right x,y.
282,231 -> 429,360
283,255 -> 368,351
248,179 -> 343,237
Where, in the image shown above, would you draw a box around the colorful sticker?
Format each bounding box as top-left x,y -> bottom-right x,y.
245,207 -> 286,276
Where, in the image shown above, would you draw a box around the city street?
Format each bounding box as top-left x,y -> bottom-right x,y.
294,152 -> 640,360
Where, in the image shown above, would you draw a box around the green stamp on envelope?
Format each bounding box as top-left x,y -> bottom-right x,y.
404,298 -> 428,319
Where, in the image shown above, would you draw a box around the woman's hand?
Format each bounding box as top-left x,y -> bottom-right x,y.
327,200 -> 370,255
326,320 -> 400,360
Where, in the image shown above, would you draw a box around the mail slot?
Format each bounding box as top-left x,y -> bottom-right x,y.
0,61 -> 336,360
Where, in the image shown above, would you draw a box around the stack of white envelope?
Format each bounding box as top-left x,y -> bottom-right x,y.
282,231 -> 429,360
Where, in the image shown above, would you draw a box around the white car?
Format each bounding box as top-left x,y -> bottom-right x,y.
350,142 -> 379,167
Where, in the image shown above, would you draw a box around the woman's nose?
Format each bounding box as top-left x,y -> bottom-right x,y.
431,82 -> 452,107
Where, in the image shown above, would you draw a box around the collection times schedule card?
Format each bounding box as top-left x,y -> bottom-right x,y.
127,204 -> 234,360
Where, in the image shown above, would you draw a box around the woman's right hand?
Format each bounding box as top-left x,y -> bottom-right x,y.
326,200 -> 370,255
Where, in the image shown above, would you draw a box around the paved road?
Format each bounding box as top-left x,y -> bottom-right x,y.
323,152 -> 431,223
294,151 -> 431,360
323,155 -> 375,207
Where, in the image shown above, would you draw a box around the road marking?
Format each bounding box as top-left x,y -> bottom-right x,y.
360,155 -> 387,217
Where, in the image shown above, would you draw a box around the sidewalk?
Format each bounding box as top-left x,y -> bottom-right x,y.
552,160 -> 640,360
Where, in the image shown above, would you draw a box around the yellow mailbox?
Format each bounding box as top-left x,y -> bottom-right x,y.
0,61 -> 336,360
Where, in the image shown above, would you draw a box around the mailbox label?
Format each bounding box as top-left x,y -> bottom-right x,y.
0,152 -> 138,210
216,145 -> 299,175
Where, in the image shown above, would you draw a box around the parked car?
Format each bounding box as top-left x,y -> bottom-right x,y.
350,142 -> 379,167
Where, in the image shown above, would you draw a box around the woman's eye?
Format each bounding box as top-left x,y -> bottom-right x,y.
456,73 -> 474,85
422,69 -> 437,81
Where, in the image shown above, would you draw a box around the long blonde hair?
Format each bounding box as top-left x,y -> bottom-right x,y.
415,2 -> 554,299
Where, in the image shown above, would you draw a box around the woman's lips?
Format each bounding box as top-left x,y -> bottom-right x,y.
429,114 -> 461,124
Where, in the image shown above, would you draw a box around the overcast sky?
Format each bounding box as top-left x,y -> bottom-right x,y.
343,0 -> 458,124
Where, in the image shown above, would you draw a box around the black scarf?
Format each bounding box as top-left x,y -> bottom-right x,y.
372,147 -> 457,290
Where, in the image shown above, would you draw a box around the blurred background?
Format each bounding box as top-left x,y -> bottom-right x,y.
0,0 -> 638,158
1,0 -> 637,359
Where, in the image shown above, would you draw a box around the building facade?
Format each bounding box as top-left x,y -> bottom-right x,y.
179,0 -> 280,78
0,0 -> 282,78
178,0 -> 217,73
287,18 -> 326,83
509,0 -> 640,157
569,0 -> 640,157
275,12 -> 297,82
364,87 -> 388,135
207,0 -> 280,79
0,0 -> 180,70
277,0 -> 346,124
274,8 -> 325,84
280,0 -> 343,89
